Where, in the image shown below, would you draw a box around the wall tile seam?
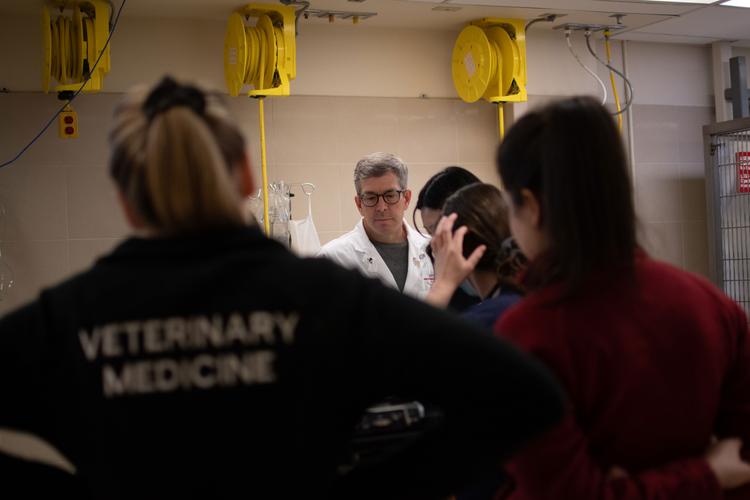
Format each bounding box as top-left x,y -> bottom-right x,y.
657,222 -> 686,268
0,94 -> 484,105
0,239 -> 74,243
636,161 -> 707,164
64,238 -> 71,274
453,102 -> 460,165
531,98 -> 714,108
635,164 -> 707,171
405,162 -> 485,166
456,157 -> 496,164
269,163 -> 352,167
68,235 -> 128,240
681,218 -> 708,223
64,161 -> 71,270
17,92 -> 713,104
8,93 -> 714,106
232,94 -> 468,101
281,95 -> 464,101
634,175 -> 707,181
67,237 -> 123,241
631,103 -> 715,110
679,222 -> 690,271
0,164 -> 109,168
637,218 -> 707,224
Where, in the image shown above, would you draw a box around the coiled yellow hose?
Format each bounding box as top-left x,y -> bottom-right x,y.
50,14 -> 86,85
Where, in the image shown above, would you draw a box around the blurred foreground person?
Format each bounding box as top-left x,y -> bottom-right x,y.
495,96 -> 750,499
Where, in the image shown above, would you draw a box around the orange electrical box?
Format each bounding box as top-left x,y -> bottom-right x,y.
59,109 -> 78,139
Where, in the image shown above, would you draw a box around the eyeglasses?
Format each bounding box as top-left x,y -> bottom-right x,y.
359,189 -> 406,207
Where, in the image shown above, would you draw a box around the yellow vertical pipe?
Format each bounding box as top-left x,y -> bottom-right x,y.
258,97 -> 270,236
497,103 -> 505,140
604,32 -> 623,132
495,102 -> 506,190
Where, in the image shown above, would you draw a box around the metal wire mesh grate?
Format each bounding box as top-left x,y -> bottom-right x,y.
706,122 -> 750,314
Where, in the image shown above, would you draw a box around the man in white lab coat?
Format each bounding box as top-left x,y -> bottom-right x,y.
318,152 -> 434,299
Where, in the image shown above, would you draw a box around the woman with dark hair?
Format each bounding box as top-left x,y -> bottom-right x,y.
426,183 -> 526,329
0,77 -> 567,500
415,166 -> 482,311
425,183 -> 528,500
493,96 -> 750,499
414,166 -> 480,237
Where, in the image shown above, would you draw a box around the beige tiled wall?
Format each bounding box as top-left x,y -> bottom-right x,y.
633,104 -> 714,277
0,93 -> 130,314
0,91 -> 715,314
264,95 -> 501,245
0,92 -> 501,313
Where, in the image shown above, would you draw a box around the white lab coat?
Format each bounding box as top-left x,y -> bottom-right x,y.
318,219 -> 434,299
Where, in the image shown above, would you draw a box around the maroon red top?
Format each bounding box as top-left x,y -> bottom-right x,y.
495,254 -> 750,500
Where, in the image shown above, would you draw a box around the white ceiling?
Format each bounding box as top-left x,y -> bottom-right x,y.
1,0 -> 748,46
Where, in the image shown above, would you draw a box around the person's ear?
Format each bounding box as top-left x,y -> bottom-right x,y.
355,195 -> 365,216
520,188 -> 542,229
403,189 -> 412,208
116,190 -> 145,230
238,153 -> 256,198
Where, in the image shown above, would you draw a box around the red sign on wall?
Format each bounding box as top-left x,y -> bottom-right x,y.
738,152 -> 750,193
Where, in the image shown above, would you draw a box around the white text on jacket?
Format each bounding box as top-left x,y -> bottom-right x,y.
78,311 -> 299,398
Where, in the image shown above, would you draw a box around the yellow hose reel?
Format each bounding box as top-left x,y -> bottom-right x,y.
452,18 -> 527,104
224,4 -> 296,97
224,3 -> 297,237
42,0 -> 111,93
452,18 -> 527,139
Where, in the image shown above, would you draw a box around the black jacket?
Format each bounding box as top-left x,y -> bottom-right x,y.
0,227 -> 563,499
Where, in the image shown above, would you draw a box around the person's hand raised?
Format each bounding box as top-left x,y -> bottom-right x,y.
425,213 -> 485,308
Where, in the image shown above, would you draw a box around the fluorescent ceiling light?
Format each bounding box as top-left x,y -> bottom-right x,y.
721,0 -> 750,7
